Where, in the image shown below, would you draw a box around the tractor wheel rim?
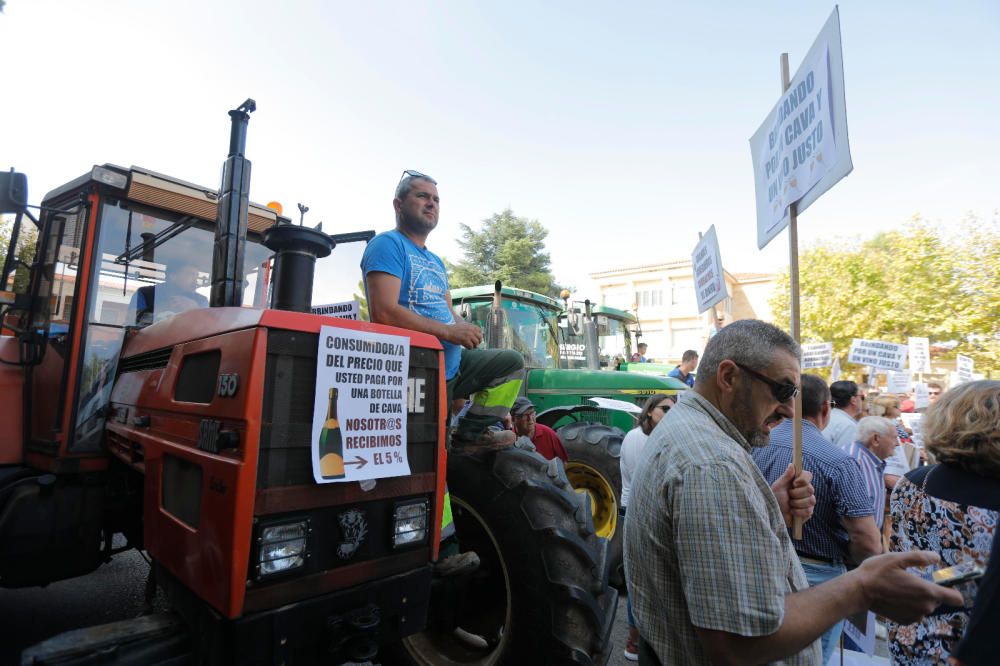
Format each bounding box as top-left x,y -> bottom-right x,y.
402,496 -> 512,665
565,461 -> 618,539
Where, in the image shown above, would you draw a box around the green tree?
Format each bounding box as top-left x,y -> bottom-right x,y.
353,279 -> 369,322
770,218 -> 1000,377
0,214 -> 39,293
449,208 -> 562,297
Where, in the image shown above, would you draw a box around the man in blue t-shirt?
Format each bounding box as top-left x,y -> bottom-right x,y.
361,171 -> 524,454
668,349 -> 698,387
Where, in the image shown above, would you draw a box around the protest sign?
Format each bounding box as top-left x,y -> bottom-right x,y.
913,381 -> 929,409
908,336 -> 931,373
312,325 -> 411,484
801,342 -> 833,369
830,356 -> 842,383
843,610 -> 877,656
887,371 -> 912,394
691,225 -> 728,313
956,354 -> 974,384
311,300 -> 360,320
750,7 -> 853,249
848,338 -> 908,372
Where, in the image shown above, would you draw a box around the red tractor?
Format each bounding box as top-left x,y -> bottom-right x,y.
0,101 -> 616,664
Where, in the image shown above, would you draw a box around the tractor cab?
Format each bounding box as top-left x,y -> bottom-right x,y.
1,165 -> 278,465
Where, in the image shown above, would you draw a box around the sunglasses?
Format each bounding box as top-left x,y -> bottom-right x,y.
399,169 -> 437,185
734,362 -> 800,403
656,404 -> 671,413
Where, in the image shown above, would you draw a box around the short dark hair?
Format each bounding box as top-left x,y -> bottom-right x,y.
637,342 -> 648,350
927,381 -> 944,392
694,319 -> 800,388
800,374 -> 831,419
681,350 -> 699,363
830,381 -> 859,409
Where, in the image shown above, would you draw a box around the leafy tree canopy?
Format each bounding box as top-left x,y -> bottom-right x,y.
448,208 -> 563,297
770,214 -> 1000,377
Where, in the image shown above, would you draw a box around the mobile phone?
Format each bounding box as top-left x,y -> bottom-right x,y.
925,560 -> 985,587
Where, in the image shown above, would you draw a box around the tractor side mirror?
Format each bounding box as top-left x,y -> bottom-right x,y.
0,170 -> 28,214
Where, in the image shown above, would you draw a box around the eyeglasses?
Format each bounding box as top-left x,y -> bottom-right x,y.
734,362 -> 800,403
399,169 -> 437,185
655,404 -> 671,413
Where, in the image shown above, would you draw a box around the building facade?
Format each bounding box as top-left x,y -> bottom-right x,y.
588,261 -> 776,365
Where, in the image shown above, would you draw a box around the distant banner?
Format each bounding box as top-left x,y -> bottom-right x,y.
830,356 -> 842,383
956,354 -> 974,384
801,342 -> 833,369
312,300 -> 361,320
691,225 -> 728,313
887,371 -> 912,394
913,382 -> 929,409
848,338 -> 908,372
908,336 -> 931,373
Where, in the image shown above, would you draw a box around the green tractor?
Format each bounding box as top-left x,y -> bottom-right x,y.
451,284 -> 687,587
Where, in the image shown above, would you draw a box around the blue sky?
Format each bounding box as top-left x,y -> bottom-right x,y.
2,1 -> 998,303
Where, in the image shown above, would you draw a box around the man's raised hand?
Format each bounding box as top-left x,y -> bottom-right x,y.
448,321 -> 484,349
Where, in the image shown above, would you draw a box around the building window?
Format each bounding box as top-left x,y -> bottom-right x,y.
634,289 -> 663,309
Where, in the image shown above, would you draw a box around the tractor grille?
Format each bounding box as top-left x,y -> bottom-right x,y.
257,330 -> 439,488
118,346 -> 173,373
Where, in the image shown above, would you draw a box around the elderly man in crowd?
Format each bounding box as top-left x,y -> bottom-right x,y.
845,416 -> 900,529
509,396 -> 567,462
753,374 -> 883,665
823,380 -> 865,448
624,319 -> 962,665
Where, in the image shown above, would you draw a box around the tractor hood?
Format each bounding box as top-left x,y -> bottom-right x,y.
524,367 -> 688,394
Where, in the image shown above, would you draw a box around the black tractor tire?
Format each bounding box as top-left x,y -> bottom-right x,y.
398,446 -> 618,665
557,422 -> 626,590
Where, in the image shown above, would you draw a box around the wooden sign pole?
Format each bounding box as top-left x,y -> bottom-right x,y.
781,52 -> 805,540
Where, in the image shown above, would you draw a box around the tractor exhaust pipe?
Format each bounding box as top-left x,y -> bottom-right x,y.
210,98 -> 256,308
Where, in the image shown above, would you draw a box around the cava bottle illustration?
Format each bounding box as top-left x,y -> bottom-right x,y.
319,387 -> 346,479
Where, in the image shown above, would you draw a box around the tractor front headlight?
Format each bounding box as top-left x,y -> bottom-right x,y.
257,520 -> 309,576
392,500 -> 429,548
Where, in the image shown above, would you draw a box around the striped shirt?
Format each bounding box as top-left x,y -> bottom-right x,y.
844,442 -> 887,528
753,420 -> 876,562
624,390 -> 820,665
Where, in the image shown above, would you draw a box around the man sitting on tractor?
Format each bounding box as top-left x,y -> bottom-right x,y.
361,170 -> 524,573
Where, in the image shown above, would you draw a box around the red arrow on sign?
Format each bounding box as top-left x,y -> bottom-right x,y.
344,456 -> 367,469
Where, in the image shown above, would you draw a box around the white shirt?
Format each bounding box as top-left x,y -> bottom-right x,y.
620,427 -> 648,508
823,408 -> 858,450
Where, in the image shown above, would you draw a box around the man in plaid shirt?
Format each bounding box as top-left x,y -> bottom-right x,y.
624,319 -> 964,665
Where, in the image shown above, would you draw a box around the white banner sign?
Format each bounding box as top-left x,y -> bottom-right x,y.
691,225 -> 728,313
801,341 -> 833,369
956,354 -> 974,384
750,7 -> 853,249
830,356 -> 842,383
843,610 -> 877,656
311,300 -> 361,320
848,338 -> 908,372
887,370 -> 912,394
312,325 -> 411,484
913,382 -> 929,409
908,337 -> 931,373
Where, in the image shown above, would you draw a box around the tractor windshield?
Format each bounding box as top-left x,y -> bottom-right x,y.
596,315 -> 632,369
69,200 -> 272,451
467,299 -> 560,368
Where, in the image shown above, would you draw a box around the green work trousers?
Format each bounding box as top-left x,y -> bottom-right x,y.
447,347 -> 524,443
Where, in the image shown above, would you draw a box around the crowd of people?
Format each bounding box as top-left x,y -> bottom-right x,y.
359,170 -> 996,664
620,320 -> 997,665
